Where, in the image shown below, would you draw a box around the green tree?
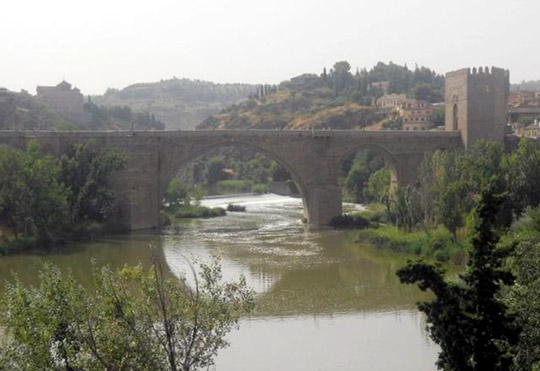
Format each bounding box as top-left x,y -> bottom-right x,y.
164,178 -> 190,210
364,167 -> 390,203
0,141 -> 68,240
397,187 -> 520,370
204,157 -> 227,187
439,182 -> 463,240
0,257 -> 254,371
507,138 -> 540,217
501,207 -> 540,370
59,142 -> 126,223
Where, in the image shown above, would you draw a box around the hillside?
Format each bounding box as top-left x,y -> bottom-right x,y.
198,61 -> 444,130
93,78 -> 255,129
0,89 -> 165,131
512,80 -> 540,91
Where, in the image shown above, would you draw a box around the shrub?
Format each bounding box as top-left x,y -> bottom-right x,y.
175,206 -> 226,219
330,214 -> 370,229
227,204 -> 246,212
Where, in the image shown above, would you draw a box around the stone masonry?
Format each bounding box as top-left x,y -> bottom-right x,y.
0,130 -> 461,230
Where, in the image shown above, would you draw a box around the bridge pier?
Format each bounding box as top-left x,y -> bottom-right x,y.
303,185 -> 342,228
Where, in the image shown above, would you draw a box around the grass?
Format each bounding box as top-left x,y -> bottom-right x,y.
357,224 -> 463,263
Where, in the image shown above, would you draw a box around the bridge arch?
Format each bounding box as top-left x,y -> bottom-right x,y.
337,142 -> 401,190
158,140 -> 311,222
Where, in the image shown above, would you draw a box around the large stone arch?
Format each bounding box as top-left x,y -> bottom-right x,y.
157,138 -> 312,223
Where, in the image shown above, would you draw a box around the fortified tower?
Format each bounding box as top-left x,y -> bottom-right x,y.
445,67 -> 509,149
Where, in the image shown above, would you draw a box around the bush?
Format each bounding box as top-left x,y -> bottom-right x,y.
175,205 -> 226,219
216,179 -> 252,194
357,225 -> 462,262
330,213 -> 370,229
0,237 -> 38,256
0,258 -> 254,370
252,184 -> 269,194
227,204 -> 246,212
358,203 -> 388,223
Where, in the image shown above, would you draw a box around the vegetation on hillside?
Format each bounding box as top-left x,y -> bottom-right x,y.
0,90 -> 164,131
199,61 -> 444,130
94,78 -> 255,129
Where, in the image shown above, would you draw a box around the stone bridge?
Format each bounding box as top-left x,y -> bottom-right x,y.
0,130 -> 461,230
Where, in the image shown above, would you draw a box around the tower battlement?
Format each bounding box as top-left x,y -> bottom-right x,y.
445,66 -> 509,149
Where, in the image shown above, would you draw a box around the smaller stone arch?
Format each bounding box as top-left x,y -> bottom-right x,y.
337,143 -> 401,192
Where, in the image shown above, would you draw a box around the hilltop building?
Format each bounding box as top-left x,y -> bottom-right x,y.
375,93 -> 434,131
36,80 -> 90,124
397,99 -> 433,131
376,93 -> 407,113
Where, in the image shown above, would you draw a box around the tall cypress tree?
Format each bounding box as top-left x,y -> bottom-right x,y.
397,185 -> 520,370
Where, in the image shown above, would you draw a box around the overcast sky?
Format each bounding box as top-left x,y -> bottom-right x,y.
1,0 -> 538,95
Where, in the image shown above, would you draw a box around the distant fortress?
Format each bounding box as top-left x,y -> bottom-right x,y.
36,80 -> 90,124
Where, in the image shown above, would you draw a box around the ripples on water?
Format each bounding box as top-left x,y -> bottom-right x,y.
0,193 -> 438,370
161,194 -> 438,371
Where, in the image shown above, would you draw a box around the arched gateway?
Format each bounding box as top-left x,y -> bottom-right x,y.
0,130 -> 461,230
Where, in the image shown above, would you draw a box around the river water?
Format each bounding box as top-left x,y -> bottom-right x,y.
0,194 -> 438,370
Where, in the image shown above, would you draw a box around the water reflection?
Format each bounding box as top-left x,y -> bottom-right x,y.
0,194 -> 438,370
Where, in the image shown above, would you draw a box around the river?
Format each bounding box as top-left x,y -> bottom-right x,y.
0,194 -> 438,370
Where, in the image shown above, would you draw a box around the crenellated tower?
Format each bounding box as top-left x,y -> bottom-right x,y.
445,66 -> 509,149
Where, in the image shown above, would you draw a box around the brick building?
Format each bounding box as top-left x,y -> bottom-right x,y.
397,99 -> 433,131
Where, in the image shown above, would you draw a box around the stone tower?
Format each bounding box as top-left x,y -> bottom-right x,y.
445,67 -> 509,149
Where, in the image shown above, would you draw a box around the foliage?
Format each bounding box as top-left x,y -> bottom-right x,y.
329,213 -> 370,229
0,141 -> 69,241
204,157 -> 227,187
501,208 -> 540,370
342,150 -> 386,203
199,61 -> 443,130
59,142 -> 126,223
358,225 -> 459,262
0,141 -> 126,253
0,258 -> 254,370
226,204 -> 246,212
432,105 -> 445,126
164,178 -> 191,210
364,168 -> 390,204
396,188 -> 520,370
84,100 -> 165,130
174,205 -> 226,219
396,138 -> 540,235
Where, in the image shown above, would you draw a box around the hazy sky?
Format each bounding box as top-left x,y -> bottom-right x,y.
1,0 -> 538,95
